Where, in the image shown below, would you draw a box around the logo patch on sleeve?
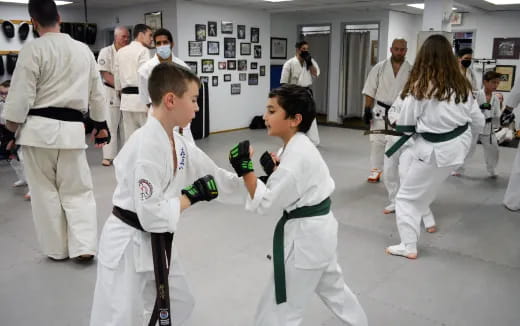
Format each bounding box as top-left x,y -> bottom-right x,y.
99,59 -> 106,65
138,179 -> 153,200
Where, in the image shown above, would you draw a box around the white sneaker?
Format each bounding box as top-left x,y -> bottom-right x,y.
385,243 -> 417,259
13,180 -> 27,187
367,169 -> 382,183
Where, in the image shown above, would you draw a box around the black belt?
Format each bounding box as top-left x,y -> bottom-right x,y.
112,206 -> 174,326
121,86 -> 139,94
104,82 -> 114,89
376,101 -> 391,110
28,107 -> 84,122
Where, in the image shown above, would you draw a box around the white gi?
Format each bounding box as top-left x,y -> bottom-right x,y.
114,40 -> 151,141
464,67 -> 479,93
280,56 -> 321,146
362,59 -> 412,172
98,44 -> 124,160
247,132 -> 367,326
393,95 -> 484,250
503,83 -> 520,210
456,90 -> 500,176
1,32 -> 106,259
1,99 -> 26,184
137,55 -> 195,144
90,116 -> 244,326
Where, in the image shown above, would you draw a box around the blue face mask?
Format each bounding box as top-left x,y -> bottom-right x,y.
156,45 -> 172,59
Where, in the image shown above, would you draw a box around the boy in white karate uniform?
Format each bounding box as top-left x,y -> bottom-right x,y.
229,84 -> 367,326
90,63 -> 244,326
385,35 -> 484,259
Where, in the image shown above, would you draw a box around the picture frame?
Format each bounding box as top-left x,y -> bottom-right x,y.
248,73 -> 259,86
224,74 -> 232,82
208,21 -> 217,37
144,11 -> 162,33
195,24 -> 206,41
250,62 -> 258,69
227,60 -> 236,70
254,45 -> 262,59
240,42 -> 251,56
207,41 -> 220,55
200,76 -> 209,85
224,37 -> 236,58
212,75 -> 218,87
185,61 -> 198,74
231,83 -> 241,95
492,38 -> 520,60
371,40 -> 378,65
188,41 -> 203,57
221,21 -> 233,34
201,59 -> 214,73
237,25 -> 246,39
239,73 -> 247,81
270,37 -> 287,59
450,12 -> 462,25
251,27 -> 259,43
495,65 -> 516,92
218,61 -> 227,70
259,65 -> 266,76
238,59 -> 247,71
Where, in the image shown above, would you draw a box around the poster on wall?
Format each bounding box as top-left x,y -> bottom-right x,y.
224,38 -> 236,58
188,41 -> 203,56
251,27 -> 259,43
201,59 -> 215,73
240,43 -> 251,55
248,73 -> 259,85
222,21 -> 233,34
237,25 -> 246,39
144,11 -> 162,33
270,37 -> 287,59
208,21 -> 217,37
207,41 -> 220,55
492,38 -> 520,60
185,61 -> 198,74
231,83 -> 241,95
254,45 -> 262,59
195,24 -> 206,41
495,65 -> 516,92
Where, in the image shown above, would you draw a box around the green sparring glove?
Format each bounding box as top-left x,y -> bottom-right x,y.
229,140 -> 254,177
181,175 -> 219,205
480,103 -> 492,110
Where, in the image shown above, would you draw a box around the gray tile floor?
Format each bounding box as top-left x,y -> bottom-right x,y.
1,126 -> 519,326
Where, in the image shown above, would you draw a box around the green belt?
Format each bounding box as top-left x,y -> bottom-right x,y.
385,123 -> 469,158
273,197 -> 331,304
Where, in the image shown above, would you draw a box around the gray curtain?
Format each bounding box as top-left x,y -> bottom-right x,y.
340,31 -> 370,118
305,33 -> 330,115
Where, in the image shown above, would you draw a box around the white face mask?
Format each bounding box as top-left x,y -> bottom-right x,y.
156,45 -> 172,59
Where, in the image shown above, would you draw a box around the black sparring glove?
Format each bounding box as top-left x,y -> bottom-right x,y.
181,175 -> 219,205
500,109 -> 515,126
85,116 -> 111,145
0,124 -> 16,157
480,103 -> 491,110
260,151 -> 276,176
363,107 -> 373,125
229,140 -> 254,177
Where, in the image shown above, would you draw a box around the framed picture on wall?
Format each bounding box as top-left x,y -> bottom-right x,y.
188,41 -> 203,57
227,60 -> 237,70
212,76 -> 218,87
201,59 -> 214,73
231,83 -> 241,95
251,27 -> 260,43
495,65 -> 516,92
450,12 -> 462,25
207,41 -> 220,55
492,38 -> 520,60
371,40 -> 378,65
144,11 -> 162,33
238,60 -> 247,71
254,45 -> 262,58
195,24 -> 206,41
224,74 -> 232,82
248,73 -> 259,85
208,21 -> 217,37
250,62 -> 258,69
271,37 -> 287,59
237,25 -> 246,39
221,21 -> 233,34
239,73 -> 247,81
224,38 -> 236,58
218,61 -> 227,70
185,61 -> 198,74
240,42 -> 251,55
259,65 -> 266,76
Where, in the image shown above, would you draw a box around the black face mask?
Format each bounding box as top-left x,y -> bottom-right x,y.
300,51 -> 310,59
461,59 -> 472,68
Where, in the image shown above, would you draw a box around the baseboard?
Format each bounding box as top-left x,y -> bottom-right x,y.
210,127 -> 250,135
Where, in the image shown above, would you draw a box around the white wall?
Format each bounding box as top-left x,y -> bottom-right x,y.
271,10 -> 390,123
176,0 -> 270,132
388,10 -> 422,63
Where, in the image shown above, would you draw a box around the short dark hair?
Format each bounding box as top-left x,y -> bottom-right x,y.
133,24 -> 151,39
295,40 -> 308,49
0,80 -> 10,88
148,62 -> 200,107
483,70 -> 502,81
457,47 -> 473,58
268,84 -> 315,133
153,28 -> 173,44
28,0 -> 59,28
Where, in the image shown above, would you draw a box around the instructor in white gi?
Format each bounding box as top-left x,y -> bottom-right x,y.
362,38 -> 411,183
503,83 -> 520,211
1,0 -> 109,261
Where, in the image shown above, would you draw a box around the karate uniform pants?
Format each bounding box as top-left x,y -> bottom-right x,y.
254,251 -> 367,326
9,149 -> 26,183
455,132 -> 498,175
369,119 -> 386,171
102,105 -> 124,160
306,118 -> 320,146
395,153 -> 451,246
504,144 -> 520,211
21,146 -> 97,259
122,111 -> 148,142
90,242 -> 194,326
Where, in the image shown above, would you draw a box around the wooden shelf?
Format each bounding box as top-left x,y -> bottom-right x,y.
0,51 -> 19,55
0,19 -> 32,25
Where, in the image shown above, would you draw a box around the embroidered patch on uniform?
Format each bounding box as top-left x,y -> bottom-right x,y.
138,179 -> 153,200
99,59 -> 105,65
159,309 -> 169,320
178,147 -> 186,170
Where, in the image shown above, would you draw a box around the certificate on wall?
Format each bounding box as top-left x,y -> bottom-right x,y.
495,65 -> 516,92
144,11 -> 162,33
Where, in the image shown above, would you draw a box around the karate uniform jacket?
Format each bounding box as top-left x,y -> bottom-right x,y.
1,32 -> 106,149
98,116 -> 244,272
475,89 -> 500,136
97,44 -> 120,107
246,132 -> 338,269
280,56 -> 320,87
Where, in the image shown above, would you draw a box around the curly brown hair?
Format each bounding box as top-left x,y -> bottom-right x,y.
401,34 -> 471,104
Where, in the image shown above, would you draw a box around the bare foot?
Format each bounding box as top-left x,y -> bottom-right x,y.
426,226 -> 437,233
